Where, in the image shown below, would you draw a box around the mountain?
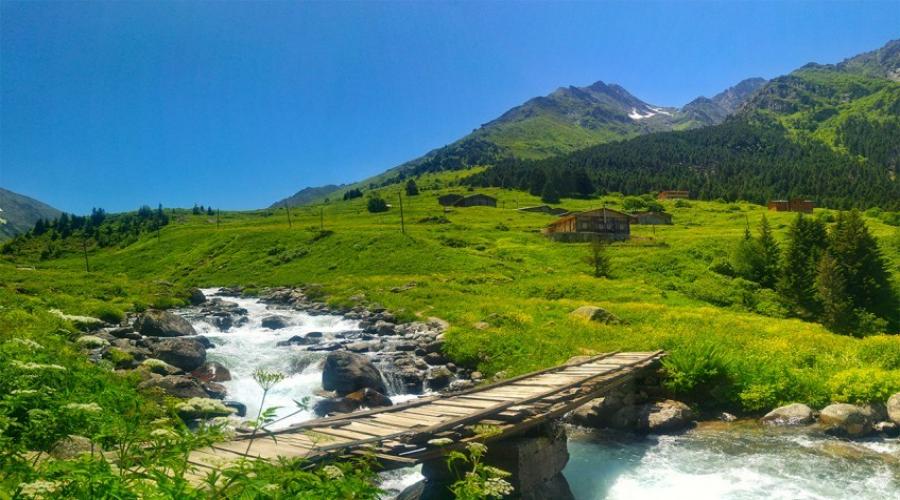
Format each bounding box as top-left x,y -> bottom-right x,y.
277,76 -> 767,205
469,39 -> 900,210
271,184 -> 344,208
0,188 -> 62,239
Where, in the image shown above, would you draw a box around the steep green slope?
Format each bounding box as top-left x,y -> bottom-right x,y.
0,187 -> 62,240
271,184 -> 344,208
471,40 -> 900,208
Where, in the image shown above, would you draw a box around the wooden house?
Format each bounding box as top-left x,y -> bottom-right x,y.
658,190 -> 690,200
454,194 -> 497,208
545,207 -> 631,242
438,194 -> 464,207
630,211 -> 673,225
767,198 -> 815,213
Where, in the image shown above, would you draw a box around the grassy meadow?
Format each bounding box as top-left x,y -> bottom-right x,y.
3,171 -> 900,413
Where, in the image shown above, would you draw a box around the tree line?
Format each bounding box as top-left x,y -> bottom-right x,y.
463,118 -> 900,210
731,211 -> 897,335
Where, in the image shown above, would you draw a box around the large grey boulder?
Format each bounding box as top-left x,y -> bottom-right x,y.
191,361 -> 231,382
570,306 -> 620,324
50,435 -> 93,459
188,288 -> 206,306
148,337 -> 206,371
819,403 -> 875,437
136,310 -> 197,337
761,403 -> 815,426
322,351 -> 387,395
261,315 -> 290,330
640,400 -> 696,433
888,393 -> 900,425
139,375 -> 208,398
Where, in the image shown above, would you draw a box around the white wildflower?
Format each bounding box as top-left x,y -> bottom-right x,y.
12,361 -> 67,372
321,464 -> 344,480
11,389 -> 39,396
150,428 -> 179,440
18,479 -> 62,498
63,403 -> 103,413
482,477 -> 514,497
427,437 -> 454,447
9,338 -> 43,350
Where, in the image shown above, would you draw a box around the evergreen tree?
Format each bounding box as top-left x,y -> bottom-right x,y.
573,169 -> 596,198
756,216 -> 780,289
540,174 -> 561,204
827,210 -> 897,326
778,214 -> 827,316
405,179 -> 420,196
33,218 -> 46,236
207,206 -> 214,216
192,204 -> 201,215
816,252 -> 855,334
585,238 -> 612,278
367,196 -> 389,213
733,226 -> 761,281
528,169 -> 547,197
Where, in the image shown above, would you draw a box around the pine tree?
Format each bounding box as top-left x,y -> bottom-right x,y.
585,238 -> 612,278
756,215 -> 780,289
528,169 -> 547,197
827,210 -> 897,327
540,175 -> 561,204
733,226 -> 761,281
405,179 -> 420,196
777,214 -> 827,315
573,169 -> 596,198
816,252 -> 855,334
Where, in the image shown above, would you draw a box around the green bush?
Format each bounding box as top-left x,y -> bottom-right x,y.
827,368 -> 900,404
366,197 -> 388,213
858,336 -> 900,369
662,344 -> 734,408
90,304 -> 125,324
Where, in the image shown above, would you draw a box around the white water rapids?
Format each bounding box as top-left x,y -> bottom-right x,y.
179,290 -> 900,499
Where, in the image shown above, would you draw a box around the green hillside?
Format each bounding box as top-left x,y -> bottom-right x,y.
5,172 -> 899,411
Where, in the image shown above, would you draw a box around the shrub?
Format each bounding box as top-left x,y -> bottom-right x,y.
366,197 -> 388,213
674,200 -> 692,208
91,305 -> 125,325
662,344 -> 734,407
708,258 -> 735,277
827,368 -> 900,404
622,196 -> 647,212
857,336 -> 900,369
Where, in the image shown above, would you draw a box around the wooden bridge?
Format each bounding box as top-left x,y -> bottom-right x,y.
187,351 -> 664,473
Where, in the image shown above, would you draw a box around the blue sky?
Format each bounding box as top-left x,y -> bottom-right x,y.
1,1 -> 898,214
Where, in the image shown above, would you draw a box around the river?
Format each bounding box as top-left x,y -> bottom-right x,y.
181,290 -> 900,499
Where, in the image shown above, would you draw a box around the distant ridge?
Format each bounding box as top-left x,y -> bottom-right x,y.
0,187 -> 62,239
271,184 -> 344,208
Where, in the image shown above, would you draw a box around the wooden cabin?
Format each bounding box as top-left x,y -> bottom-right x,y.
630,211 -> 673,225
767,198 -> 815,213
658,190 -> 690,200
454,194 -> 497,208
545,207 -> 631,242
437,194 -> 464,207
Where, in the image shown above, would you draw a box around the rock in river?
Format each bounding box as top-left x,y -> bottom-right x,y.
321,351 -> 387,395
761,403 -> 815,426
261,315 -> 290,330
136,310 -> 197,337
888,393 -> 900,425
139,375 -> 208,399
819,403 -> 875,437
147,337 -> 206,372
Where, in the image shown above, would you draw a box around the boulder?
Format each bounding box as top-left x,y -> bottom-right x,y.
819,403 -> 875,437
106,327 -> 141,340
761,403 -> 815,426
346,388 -> 393,409
188,288 -> 207,306
426,366 -> 453,391
640,400 -> 695,433
148,338 -> 206,372
139,375 -> 208,399
203,382 -> 228,399
191,361 -> 232,382
874,421 -> 899,437
50,435 -> 93,459
136,310 -> 197,337
261,315 -> 290,330
321,352 -> 387,395
370,320 -> 397,336
175,397 -> 237,419
887,393 -> 900,425
314,397 -> 362,416
223,400 -> 247,417
276,334 -> 319,347
424,352 -> 446,365
141,358 -> 182,376
570,306 -> 620,324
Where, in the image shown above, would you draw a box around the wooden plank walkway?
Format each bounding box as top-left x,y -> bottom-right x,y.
187,351 -> 664,473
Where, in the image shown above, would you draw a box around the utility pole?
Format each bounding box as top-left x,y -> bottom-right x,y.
216,209 -> 220,229
82,236 -> 90,273
284,202 -> 293,228
320,207 -> 324,231
398,192 -> 405,234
